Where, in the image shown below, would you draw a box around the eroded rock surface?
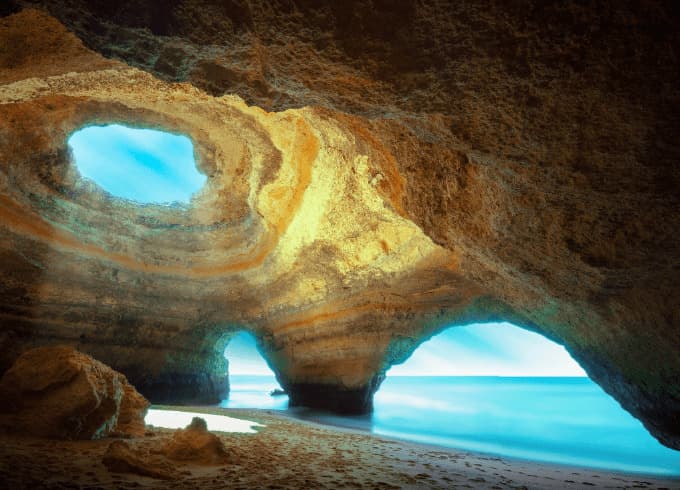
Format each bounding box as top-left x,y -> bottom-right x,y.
0,4 -> 678,449
0,345 -> 149,439
162,417 -> 232,464
116,381 -> 153,438
103,440 -> 179,480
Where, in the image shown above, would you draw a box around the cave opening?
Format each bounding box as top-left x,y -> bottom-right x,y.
219,331 -> 288,410
67,123 -> 206,204
372,322 -> 680,475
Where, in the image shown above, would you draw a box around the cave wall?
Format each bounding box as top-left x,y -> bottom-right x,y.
0,2 -> 678,449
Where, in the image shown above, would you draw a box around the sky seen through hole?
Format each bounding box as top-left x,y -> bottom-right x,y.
68,124 -> 206,204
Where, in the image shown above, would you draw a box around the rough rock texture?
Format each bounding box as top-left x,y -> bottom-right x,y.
0,3 -> 678,449
116,382 -> 153,438
162,417 -> 231,464
103,440 -> 179,480
0,345 -> 149,439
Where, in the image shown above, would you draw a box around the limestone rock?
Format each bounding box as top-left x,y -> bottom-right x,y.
114,382 -> 151,438
162,417 -> 232,465
0,345 -> 149,439
103,440 -> 178,480
0,4 -> 678,450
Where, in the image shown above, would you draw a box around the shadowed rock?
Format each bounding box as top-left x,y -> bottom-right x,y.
103,440 -> 178,480
114,381 -> 152,438
0,345 -> 149,439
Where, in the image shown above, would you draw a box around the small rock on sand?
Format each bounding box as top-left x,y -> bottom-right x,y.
162,417 -> 234,464
103,440 -> 178,480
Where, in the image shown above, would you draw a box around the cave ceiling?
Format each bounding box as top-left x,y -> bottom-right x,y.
0,1 -> 678,449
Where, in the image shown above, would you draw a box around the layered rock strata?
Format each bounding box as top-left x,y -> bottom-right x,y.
0,3 -> 678,449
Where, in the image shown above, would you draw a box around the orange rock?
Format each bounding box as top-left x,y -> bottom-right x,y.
103,440 -> 178,480
0,3 -> 678,450
0,345 -> 149,439
162,417 -> 233,465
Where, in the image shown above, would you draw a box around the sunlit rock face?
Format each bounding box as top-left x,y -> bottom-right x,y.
0,3 -> 678,449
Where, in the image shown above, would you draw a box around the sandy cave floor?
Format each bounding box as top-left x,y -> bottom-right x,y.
0,407 -> 678,490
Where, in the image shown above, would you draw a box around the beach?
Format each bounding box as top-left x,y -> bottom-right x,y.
222,374 -> 680,475
0,406 -> 678,490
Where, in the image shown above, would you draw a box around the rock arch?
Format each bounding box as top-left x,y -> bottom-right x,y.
0,6 -> 678,451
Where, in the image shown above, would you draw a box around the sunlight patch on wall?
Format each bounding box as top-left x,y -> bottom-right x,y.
68,124 -> 206,204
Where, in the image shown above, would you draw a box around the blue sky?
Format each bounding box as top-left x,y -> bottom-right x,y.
68,124 -> 206,203
388,322 -> 586,376
224,323 -> 586,376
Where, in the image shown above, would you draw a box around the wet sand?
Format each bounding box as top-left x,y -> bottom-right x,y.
0,406 -> 678,489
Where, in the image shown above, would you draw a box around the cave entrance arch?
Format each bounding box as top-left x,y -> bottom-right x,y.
68,123 -> 206,204
374,322 -> 680,475
220,331 -> 288,410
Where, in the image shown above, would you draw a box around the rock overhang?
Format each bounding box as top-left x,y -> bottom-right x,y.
0,4 -> 678,450
0,7 -> 473,387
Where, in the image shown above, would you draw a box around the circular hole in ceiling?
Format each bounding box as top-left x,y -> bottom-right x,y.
68,124 -> 206,204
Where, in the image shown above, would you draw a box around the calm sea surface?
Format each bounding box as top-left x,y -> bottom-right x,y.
218,375 -> 680,476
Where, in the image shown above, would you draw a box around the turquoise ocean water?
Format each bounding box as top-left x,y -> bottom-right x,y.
218,375 -> 680,476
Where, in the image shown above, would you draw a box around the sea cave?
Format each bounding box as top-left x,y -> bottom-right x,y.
0,1 -> 678,489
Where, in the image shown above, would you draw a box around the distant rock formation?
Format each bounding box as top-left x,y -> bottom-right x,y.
0,345 -> 149,439
162,416 -> 234,465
